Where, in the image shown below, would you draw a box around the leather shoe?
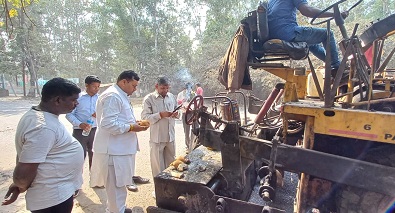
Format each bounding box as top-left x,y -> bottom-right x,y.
126,184 -> 138,192
124,208 -> 132,213
132,176 -> 150,184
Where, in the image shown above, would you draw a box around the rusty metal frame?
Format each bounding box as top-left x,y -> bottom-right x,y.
198,114 -> 395,197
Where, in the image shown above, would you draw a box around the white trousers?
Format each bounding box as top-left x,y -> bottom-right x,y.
104,155 -> 135,213
90,153 -> 109,188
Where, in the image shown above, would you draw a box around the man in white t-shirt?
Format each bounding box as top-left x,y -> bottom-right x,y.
2,78 -> 84,213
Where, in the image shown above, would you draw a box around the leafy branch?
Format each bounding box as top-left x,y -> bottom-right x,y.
0,0 -> 37,38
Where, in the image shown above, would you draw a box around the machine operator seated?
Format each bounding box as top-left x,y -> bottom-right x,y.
245,0 -> 348,78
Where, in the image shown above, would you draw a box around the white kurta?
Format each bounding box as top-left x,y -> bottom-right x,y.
90,84 -> 138,187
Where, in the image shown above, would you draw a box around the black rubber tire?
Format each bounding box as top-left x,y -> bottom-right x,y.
336,144 -> 395,213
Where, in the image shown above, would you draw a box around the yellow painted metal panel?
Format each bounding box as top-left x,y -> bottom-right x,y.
295,75 -> 307,99
283,103 -> 395,144
259,67 -> 307,100
264,68 -> 297,82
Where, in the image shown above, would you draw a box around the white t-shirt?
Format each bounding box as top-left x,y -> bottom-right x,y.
15,107 -> 84,211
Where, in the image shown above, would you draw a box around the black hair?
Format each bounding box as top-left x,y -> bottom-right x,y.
41,78 -> 81,102
157,77 -> 170,86
184,82 -> 192,89
117,70 -> 140,82
85,75 -> 101,84
196,83 -> 201,87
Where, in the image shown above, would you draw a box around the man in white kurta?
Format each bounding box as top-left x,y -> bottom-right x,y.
141,77 -> 179,178
90,70 -> 148,213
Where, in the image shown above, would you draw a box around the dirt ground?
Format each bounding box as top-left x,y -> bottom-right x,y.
0,96 -> 188,213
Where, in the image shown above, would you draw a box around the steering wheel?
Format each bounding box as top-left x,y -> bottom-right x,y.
185,95 -> 204,125
310,0 -> 363,25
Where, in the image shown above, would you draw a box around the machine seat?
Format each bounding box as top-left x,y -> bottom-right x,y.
262,39 -> 309,60
241,3 -> 309,62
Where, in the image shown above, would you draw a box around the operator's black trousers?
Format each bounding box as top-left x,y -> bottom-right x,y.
72,127 -> 97,170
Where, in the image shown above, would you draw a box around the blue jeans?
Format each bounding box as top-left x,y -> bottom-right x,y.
293,27 -> 340,69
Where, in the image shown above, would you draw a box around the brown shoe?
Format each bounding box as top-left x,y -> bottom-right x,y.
132,176 -> 150,184
126,184 -> 138,192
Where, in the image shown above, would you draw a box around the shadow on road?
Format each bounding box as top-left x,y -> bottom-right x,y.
75,188 -> 106,212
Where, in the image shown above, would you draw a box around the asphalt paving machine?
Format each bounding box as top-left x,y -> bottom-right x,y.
148,1 -> 395,212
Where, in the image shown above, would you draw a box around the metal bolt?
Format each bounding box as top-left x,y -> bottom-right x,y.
262,191 -> 271,202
